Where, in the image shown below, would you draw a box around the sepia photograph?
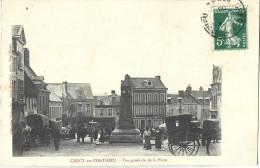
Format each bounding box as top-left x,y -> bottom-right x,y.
1,0 -> 258,166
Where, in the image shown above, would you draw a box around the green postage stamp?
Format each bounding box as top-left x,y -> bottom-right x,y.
201,0 -> 247,50
213,8 -> 247,50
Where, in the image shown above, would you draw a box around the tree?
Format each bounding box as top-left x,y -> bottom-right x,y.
69,103 -> 76,117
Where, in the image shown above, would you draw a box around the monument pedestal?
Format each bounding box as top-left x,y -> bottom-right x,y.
109,129 -> 142,143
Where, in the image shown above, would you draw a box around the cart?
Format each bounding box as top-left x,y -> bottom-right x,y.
165,114 -> 201,156
26,114 -> 51,146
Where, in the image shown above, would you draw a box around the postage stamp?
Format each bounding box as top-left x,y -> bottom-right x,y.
201,0 -> 247,50
213,8 -> 247,50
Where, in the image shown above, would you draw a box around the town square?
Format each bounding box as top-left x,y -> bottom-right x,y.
12,25 -> 221,157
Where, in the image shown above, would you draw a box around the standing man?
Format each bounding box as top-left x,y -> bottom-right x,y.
53,128 -> 61,151
77,124 -> 86,143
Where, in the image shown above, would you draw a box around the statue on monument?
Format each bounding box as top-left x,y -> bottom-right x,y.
213,65 -> 222,83
109,74 -> 142,143
118,74 -> 135,129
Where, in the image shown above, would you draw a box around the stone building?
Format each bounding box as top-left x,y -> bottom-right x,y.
131,75 -> 167,129
12,25 -> 26,155
24,48 -> 50,117
12,25 -> 26,122
93,90 -> 120,129
47,82 -> 94,124
166,85 -> 211,124
210,65 -> 222,119
47,85 -> 63,122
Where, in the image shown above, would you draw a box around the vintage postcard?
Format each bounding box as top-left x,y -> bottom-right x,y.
1,0 -> 259,166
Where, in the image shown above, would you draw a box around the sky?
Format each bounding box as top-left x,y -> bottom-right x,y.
11,0 -> 219,95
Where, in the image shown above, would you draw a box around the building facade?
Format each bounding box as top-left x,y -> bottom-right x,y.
166,85 -> 211,124
131,75 -> 167,130
12,25 -> 26,155
47,82 -> 94,124
24,48 -> 50,117
210,65 -> 222,119
93,90 -> 120,129
47,85 -> 63,122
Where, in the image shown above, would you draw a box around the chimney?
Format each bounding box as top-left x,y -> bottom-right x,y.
199,86 -> 203,91
62,81 -> 68,97
111,90 -> 115,94
179,90 -> 184,97
208,88 -> 212,93
155,75 -> 161,80
186,84 -> 192,95
24,48 -> 29,66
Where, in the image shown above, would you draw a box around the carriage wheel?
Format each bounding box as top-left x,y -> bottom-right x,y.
168,132 -> 199,156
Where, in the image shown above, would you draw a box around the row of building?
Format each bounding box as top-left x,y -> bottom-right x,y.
12,25 -> 222,132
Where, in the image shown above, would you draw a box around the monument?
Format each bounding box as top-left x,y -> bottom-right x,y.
109,74 -> 142,143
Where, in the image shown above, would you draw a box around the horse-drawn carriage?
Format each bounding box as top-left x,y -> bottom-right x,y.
165,114 -> 201,156
26,114 -> 52,146
165,114 -> 221,156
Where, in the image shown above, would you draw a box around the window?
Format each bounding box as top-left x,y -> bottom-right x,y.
154,94 -> 159,103
160,93 -> 165,103
135,120 -> 139,128
12,57 -> 16,71
108,109 -> 112,116
12,39 -> 17,52
86,104 -> 90,112
147,106 -> 152,115
140,106 -> 146,115
78,103 -> 83,113
160,105 -> 165,115
100,109 -> 104,116
140,94 -> 146,103
135,106 -> 139,115
30,98 -> 33,109
12,81 -> 15,98
134,94 -> 139,103
17,54 -> 22,68
147,93 -> 152,103
153,106 -> 159,115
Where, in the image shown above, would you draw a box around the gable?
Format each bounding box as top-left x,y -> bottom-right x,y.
20,28 -> 26,44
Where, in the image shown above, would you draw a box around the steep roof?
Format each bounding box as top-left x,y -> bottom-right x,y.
130,77 -> 166,89
47,85 -> 62,102
47,83 -> 93,100
191,90 -> 211,98
167,93 -> 200,104
47,83 -> 63,98
12,25 -> 26,44
93,96 -> 110,105
24,65 -> 44,84
67,83 -> 93,99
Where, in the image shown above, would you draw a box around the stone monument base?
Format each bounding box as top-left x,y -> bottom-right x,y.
109,129 -> 142,143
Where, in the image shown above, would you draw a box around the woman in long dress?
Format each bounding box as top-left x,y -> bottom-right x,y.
155,127 -> 162,150
143,127 -> 151,150
219,11 -> 243,48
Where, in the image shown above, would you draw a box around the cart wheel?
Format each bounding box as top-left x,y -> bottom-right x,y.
168,132 -> 200,156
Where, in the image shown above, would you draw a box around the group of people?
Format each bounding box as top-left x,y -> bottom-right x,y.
143,127 -> 163,150
77,124 -> 113,144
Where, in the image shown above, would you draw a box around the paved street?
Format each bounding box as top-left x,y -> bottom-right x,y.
23,137 -> 221,157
